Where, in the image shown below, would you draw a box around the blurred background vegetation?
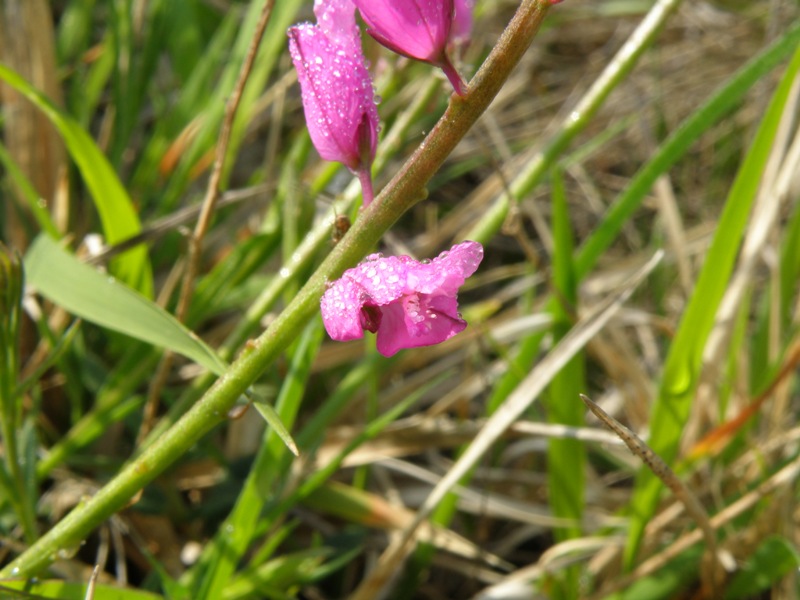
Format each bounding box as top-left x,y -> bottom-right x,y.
1,0 -> 800,598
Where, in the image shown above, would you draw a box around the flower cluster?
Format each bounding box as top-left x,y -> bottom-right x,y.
287,2 -> 497,354
288,0 -> 475,208
320,241 -> 483,356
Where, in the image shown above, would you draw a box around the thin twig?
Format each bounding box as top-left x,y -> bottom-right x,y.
181,0 -> 277,318
580,394 -> 728,596
139,0 -> 276,443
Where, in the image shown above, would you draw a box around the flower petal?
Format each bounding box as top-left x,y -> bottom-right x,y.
314,0 -> 359,47
408,240 -> 483,294
353,0 -> 453,64
287,20 -> 378,172
320,242 -> 484,356
375,293 -> 466,356
451,0 -> 474,46
342,253 -> 415,305
320,276 -> 368,341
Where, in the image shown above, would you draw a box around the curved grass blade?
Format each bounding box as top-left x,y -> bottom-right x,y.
25,235 -> 224,375
0,63 -> 153,297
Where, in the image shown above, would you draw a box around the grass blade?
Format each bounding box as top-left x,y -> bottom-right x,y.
545,167 -> 586,598
24,235 -> 224,375
0,63 -> 153,296
624,42 -> 800,567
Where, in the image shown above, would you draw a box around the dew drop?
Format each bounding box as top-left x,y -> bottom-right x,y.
57,546 -> 78,560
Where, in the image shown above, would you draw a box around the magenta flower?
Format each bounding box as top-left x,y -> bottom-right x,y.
321,241 -> 483,356
451,0 -> 475,48
352,0 -> 470,96
288,0 -> 379,205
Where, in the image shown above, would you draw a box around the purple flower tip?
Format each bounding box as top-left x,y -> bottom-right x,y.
352,0 -> 471,95
321,241 -> 484,356
288,0 -> 379,201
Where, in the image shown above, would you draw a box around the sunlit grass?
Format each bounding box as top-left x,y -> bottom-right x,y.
0,0 -> 799,598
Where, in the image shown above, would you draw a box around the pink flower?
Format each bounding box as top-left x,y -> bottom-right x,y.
352,0 -> 470,96
288,0 -> 379,205
321,241 -> 483,356
451,0 -> 475,48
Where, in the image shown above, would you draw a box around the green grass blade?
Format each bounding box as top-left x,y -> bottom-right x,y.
0,142 -> 59,238
149,0 -> 305,210
56,0 -> 97,63
36,343 -> 157,479
618,547 -> 703,600
24,235 -> 224,375
575,20 -> 800,279
624,43 -> 800,567
0,63 -> 153,296
466,0 -> 685,245
192,320 -> 323,600
545,167 -> 586,598
0,580 -> 163,600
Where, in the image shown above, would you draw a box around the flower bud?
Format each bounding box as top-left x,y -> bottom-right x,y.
288,0 -> 379,204
352,0 -> 472,95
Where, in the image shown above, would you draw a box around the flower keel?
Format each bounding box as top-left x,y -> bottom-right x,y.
320,241 -> 484,356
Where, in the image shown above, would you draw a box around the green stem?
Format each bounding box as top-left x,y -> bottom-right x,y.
138,77 -> 442,449
0,248 -> 37,544
1,0 -> 553,578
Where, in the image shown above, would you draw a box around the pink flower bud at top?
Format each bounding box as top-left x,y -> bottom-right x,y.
288,0 -> 379,205
320,241 -> 483,356
352,0 -> 470,96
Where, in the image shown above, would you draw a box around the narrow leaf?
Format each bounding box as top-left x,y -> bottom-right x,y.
625,43 -> 800,565
0,63 -> 153,296
25,235 -> 224,375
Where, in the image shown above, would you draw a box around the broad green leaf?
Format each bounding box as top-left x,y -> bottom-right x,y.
252,399 -> 299,457
25,235 -> 224,375
0,580 -> 163,600
0,62 -> 152,297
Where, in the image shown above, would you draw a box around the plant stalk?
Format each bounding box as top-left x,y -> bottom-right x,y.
1,0 -> 553,578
